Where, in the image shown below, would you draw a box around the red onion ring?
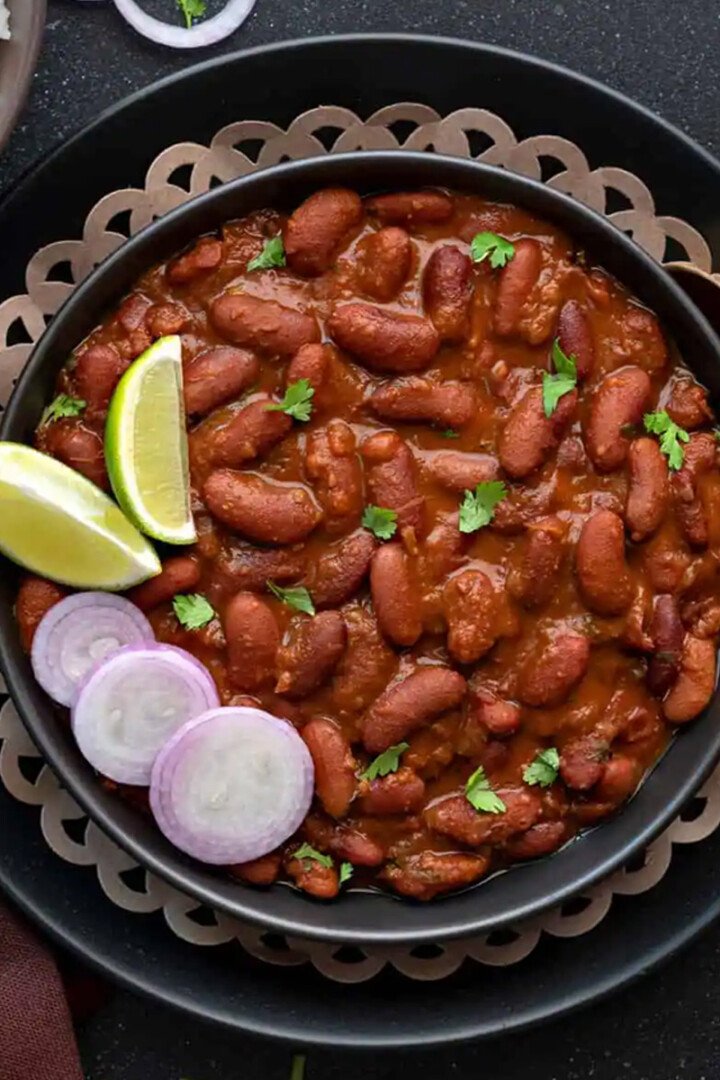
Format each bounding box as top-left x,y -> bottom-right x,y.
112,0 -> 257,49
31,592 -> 153,707
72,643 -> 220,784
150,707 -> 314,865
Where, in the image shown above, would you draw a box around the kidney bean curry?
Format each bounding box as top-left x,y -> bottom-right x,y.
16,186 -> 720,901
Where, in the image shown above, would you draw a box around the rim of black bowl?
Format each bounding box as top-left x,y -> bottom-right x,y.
2,151 -> 720,946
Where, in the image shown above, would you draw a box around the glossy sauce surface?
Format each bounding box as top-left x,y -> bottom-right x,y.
19,187 -> 720,901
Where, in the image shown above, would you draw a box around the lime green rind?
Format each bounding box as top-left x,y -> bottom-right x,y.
0,443 -> 161,590
105,335 -> 196,546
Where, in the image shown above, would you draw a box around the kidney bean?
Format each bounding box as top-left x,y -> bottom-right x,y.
128,555 -> 200,612
146,302 -> 188,339
422,244 -> 472,341
469,688 -> 522,737
494,238 -> 543,338
498,384 -> 577,479
210,542 -> 305,594
283,188 -> 363,275
368,378 -> 476,428
223,591 -> 280,692
509,516 -> 566,608
682,594 -> 720,640
618,304 -> 668,371
420,450 -> 499,492
642,536 -> 691,594
559,735 -> 608,790
286,854 -> 339,899
442,568 -> 498,664
517,631 -> 590,707
303,815 -> 384,867
419,512 -> 466,586
647,595 -> 685,696
557,298 -> 594,379
203,471 -> 322,544
358,767 -> 426,816
370,543 -> 423,648
593,755 -> 640,804
671,432 -> 717,549
506,821 -> 568,860
167,236 -> 223,284
361,667 -> 466,753
361,430 -> 423,536
425,787 -> 542,847
492,480 -> 554,534
193,397 -> 292,468
305,420 -> 364,532
585,366 -> 651,472
663,635 -> 716,723
229,851 -> 282,886
210,293 -> 320,356
286,342 -> 331,399
625,437 -> 669,541
116,293 -> 152,334
380,851 -> 489,901
665,378 -> 713,430
576,510 -> 633,615
360,660 -> 468,756
331,602 -> 397,717
74,344 -> 128,415
276,611 -> 347,698
183,347 -> 259,417
356,227 -> 413,302
305,529 -> 376,608
328,303 -> 440,373
15,576 -> 67,651
42,420 -> 108,490
365,190 -> 454,225
301,717 -> 357,818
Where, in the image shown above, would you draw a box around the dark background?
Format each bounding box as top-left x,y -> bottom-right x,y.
4,1 -> 720,1077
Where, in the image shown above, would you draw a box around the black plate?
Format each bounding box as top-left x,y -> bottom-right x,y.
4,148 -> 720,947
1,34 -> 720,1044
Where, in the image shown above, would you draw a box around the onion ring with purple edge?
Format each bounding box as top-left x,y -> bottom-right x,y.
71,643 -> 220,784
31,592 -> 154,707
150,707 -> 314,865
112,0 -> 258,49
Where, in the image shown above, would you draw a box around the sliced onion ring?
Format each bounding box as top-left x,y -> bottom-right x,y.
31,592 -> 154,707
112,0 -> 257,49
72,643 -> 220,785
150,707 -> 314,865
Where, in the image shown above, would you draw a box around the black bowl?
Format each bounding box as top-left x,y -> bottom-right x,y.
2,151 -> 720,946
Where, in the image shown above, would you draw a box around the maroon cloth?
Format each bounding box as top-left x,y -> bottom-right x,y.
0,899 -> 83,1080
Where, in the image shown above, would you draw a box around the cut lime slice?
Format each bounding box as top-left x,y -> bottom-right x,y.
105,335 -> 195,545
0,443 -> 161,590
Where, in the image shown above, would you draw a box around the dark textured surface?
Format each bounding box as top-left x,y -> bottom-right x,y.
4,2 -> 720,1078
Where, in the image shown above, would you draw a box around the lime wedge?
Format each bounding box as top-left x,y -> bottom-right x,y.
105,335 -> 195,545
0,443 -> 161,590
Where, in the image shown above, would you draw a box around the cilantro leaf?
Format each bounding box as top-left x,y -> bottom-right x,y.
465,765 -> 507,814
361,504 -> 398,541
360,742 -> 409,782
267,581 -> 316,616
523,747 -> 560,788
40,394 -> 86,426
172,593 -> 215,630
339,862 -> 354,885
291,1055 -> 306,1080
643,410 -> 690,470
458,480 -> 507,534
176,0 -> 206,29
469,231 -> 516,269
247,235 -> 286,272
542,339 -> 577,418
292,843 -> 332,869
265,378 -> 314,422
440,428 -> 460,439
